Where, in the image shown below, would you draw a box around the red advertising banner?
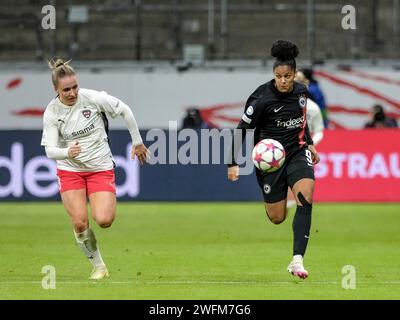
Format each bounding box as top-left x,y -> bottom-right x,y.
314,129 -> 400,202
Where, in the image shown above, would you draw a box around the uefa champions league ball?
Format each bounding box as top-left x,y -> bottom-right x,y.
252,139 -> 286,172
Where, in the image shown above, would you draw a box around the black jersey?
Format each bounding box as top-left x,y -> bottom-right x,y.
231,79 -> 313,165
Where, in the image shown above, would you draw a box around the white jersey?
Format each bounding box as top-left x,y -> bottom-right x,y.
41,88 -> 126,172
306,98 -> 324,145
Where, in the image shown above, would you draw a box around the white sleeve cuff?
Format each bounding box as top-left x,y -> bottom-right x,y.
45,146 -> 69,160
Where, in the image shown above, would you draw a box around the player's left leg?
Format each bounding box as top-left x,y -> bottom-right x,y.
89,191 -> 116,228
287,178 -> 314,279
87,169 -> 116,228
286,147 -> 315,279
291,178 -> 314,255
84,170 -> 117,279
86,192 -> 116,279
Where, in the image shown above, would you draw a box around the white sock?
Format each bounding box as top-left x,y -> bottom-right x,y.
293,254 -> 303,262
74,228 -> 106,268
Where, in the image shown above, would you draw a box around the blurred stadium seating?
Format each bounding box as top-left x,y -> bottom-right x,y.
0,0 -> 399,62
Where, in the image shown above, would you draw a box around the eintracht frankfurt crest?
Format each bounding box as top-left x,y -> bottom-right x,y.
298,95 -> 307,108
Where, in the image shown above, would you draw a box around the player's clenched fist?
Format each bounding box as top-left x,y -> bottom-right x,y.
68,141 -> 81,158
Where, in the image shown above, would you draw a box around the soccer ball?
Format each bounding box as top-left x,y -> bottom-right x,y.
252,139 -> 286,172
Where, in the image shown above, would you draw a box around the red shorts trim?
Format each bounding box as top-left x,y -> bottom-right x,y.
56,169 -> 116,195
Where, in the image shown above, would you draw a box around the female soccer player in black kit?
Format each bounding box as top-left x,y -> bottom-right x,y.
227,40 -> 320,279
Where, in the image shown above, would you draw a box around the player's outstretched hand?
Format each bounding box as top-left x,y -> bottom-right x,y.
68,141 -> 81,159
227,165 -> 239,181
132,143 -> 150,165
308,145 -> 320,165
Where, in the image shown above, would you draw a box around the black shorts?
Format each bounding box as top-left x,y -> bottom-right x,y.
255,146 -> 315,203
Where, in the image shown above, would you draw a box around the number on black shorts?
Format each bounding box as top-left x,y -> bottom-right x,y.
305,149 -> 313,166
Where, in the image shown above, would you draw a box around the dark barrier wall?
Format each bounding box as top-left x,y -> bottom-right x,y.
2,130 -> 400,202
0,130 -> 260,201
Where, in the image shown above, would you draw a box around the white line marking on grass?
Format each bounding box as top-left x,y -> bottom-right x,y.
0,281 -> 131,285
143,280 -> 340,285
2,280 -> 400,286
144,280 -> 400,286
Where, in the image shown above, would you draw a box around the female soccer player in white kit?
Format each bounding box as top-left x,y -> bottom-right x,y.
41,59 -> 149,279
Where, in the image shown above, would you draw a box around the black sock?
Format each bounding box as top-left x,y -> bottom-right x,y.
292,204 -> 312,256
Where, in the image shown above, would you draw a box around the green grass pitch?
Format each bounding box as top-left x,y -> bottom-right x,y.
1,202 -> 400,300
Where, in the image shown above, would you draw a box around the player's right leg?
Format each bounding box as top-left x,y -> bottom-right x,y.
264,200 -> 287,224
256,168 -> 288,224
58,169 -> 108,280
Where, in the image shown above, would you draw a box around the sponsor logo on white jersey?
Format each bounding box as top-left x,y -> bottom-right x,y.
64,123 -> 95,139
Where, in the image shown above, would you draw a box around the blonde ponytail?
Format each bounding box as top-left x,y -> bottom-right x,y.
48,58 -> 75,87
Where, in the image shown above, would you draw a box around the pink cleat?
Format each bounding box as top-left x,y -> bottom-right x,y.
287,255 -> 309,279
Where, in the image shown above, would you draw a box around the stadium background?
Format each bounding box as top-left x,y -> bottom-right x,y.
1,0 -> 400,300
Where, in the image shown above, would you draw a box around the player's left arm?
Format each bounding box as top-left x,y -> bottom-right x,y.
119,104 -> 150,164
94,90 -> 150,164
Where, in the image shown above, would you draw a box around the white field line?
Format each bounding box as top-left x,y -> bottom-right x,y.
1,280 -> 400,286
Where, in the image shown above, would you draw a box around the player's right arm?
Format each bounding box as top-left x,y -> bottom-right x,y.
41,108 -> 81,160
228,89 -> 265,181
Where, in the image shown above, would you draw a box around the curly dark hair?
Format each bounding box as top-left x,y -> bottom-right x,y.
271,40 -> 299,70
